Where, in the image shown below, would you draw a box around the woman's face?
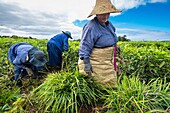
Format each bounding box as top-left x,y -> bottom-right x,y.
96,13 -> 110,24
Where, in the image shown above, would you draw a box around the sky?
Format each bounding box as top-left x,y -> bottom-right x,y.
0,0 -> 170,41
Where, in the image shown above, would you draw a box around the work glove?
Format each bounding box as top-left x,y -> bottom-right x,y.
83,58 -> 92,76
32,72 -> 38,79
25,67 -> 34,76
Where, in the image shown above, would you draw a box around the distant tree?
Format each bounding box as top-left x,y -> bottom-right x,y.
11,35 -> 18,38
1,35 -> 10,38
75,39 -> 81,42
29,36 -> 33,39
118,35 -> 131,41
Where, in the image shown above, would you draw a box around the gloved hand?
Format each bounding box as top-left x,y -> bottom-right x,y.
83,58 -> 92,76
32,72 -> 38,79
25,67 -> 33,76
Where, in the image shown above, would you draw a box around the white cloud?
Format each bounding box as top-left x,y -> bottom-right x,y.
117,28 -> 170,41
2,0 -> 166,20
0,25 -> 29,36
149,0 -> 167,3
113,0 -> 167,10
0,0 -> 169,40
113,0 -> 145,10
2,0 -> 95,21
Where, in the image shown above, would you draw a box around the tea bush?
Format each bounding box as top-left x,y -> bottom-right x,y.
0,37 -> 170,112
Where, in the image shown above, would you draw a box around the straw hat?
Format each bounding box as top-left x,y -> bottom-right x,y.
88,0 -> 122,18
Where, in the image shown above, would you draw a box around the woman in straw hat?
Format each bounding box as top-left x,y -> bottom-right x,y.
78,0 -> 121,87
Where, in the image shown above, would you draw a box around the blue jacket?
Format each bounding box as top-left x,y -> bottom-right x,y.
8,42 -> 33,67
8,42 -> 38,80
48,33 -> 69,52
47,33 -> 69,66
79,17 -> 118,59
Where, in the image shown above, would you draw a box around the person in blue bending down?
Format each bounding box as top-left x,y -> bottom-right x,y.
8,42 -> 47,86
47,31 -> 72,70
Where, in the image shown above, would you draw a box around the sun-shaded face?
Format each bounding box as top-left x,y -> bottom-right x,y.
96,13 -> 110,24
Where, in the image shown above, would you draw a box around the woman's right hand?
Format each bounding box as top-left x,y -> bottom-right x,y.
83,58 -> 92,76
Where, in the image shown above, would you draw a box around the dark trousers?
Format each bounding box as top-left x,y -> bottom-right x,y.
47,42 -> 62,67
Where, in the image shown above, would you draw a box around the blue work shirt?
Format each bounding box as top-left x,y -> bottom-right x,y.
8,42 -> 33,67
79,17 -> 118,59
48,33 -> 69,52
8,42 -> 40,80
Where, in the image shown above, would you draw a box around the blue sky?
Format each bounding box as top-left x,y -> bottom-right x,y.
73,1 -> 170,41
0,0 -> 170,41
113,1 -> 170,31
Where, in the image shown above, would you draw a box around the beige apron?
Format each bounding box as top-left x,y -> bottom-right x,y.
78,46 -> 117,87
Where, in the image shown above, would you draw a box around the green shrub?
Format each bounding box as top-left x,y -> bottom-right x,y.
0,80 -> 21,112
117,41 -> 170,82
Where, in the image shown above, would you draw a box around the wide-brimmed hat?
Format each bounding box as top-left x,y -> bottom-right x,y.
28,47 -> 47,67
88,0 -> 122,18
62,31 -> 73,39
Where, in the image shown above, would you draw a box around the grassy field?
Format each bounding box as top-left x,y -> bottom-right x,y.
0,36 -> 170,113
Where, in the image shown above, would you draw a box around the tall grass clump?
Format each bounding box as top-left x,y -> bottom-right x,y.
0,76 -> 21,112
103,75 -> 170,113
144,78 -> 170,111
29,69 -> 103,113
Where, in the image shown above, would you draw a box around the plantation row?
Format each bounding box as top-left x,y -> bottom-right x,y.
0,37 -> 170,113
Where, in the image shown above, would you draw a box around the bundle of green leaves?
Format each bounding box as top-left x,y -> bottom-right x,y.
103,75 -> 170,113
29,70 -> 103,113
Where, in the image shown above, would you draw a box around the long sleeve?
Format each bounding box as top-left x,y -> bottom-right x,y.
79,25 -> 95,59
63,35 -> 69,51
13,45 -> 32,65
79,17 -> 118,59
13,54 -> 26,65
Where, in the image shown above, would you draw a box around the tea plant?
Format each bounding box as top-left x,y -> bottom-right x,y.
0,80 -> 21,112
117,41 -> 170,82
0,37 -> 170,113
